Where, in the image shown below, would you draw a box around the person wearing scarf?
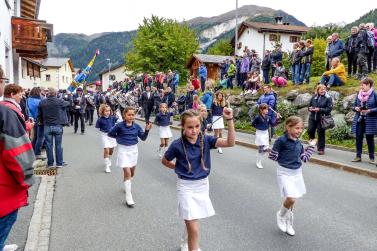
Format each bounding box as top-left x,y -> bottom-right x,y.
351,78 -> 377,163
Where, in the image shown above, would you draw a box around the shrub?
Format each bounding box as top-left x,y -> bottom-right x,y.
329,124 -> 352,141
276,101 -> 297,121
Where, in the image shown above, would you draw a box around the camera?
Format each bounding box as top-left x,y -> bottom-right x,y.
357,102 -> 368,123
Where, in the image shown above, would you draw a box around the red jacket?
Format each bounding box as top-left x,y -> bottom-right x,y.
0,104 -> 35,217
0,100 -> 33,134
191,78 -> 200,90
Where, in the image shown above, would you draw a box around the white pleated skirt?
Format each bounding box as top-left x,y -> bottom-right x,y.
211,116 -> 224,129
277,165 -> 306,198
101,132 -> 117,149
255,129 -> 269,146
116,144 -> 138,168
159,126 -> 172,139
177,177 -> 215,220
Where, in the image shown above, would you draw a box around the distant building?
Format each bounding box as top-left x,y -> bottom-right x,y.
232,18 -> 309,57
18,57 -> 46,89
37,57 -> 74,89
98,63 -> 131,91
0,0 -> 53,86
186,54 -> 234,81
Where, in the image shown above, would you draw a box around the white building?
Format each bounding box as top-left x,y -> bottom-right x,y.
0,0 -> 53,86
99,63 -> 131,91
37,58 -> 74,90
232,19 -> 309,57
18,57 -> 46,89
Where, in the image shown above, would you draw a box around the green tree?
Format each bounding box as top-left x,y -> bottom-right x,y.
311,38 -> 327,77
125,16 -> 199,82
207,39 -> 233,56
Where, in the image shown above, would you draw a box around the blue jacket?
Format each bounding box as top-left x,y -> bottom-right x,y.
351,92 -> 377,135
26,96 -> 41,120
251,115 -> 275,130
257,92 -> 277,118
201,91 -> 213,110
173,73 -> 179,87
95,116 -> 118,133
155,112 -> 173,126
199,65 -> 207,79
328,39 -> 345,58
108,121 -> 149,146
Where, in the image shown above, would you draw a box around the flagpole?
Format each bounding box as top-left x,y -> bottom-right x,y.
235,0 -> 238,57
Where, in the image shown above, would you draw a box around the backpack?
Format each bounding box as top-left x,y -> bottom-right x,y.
367,31 -> 375,48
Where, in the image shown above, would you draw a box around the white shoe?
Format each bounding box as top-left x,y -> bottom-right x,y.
251,89 -> 257,95
218,147 -> 223,154
286,211 -> 295,236
276,210 -> 287,233
125,180 -> 135,207
157,147 -> 162,158
105,166 -> 111,173
180,242 -> 188,251
3,244 -> 18,251
256,160 -> 264,169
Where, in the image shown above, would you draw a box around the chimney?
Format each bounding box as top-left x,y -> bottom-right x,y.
275,16 -> 283,25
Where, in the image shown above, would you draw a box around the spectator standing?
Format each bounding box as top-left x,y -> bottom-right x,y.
300,39 -> 314,84
356,23 -> 370,79
185,85 -> 197,110
290,43 -> 301,85
328,33 -> 345,65
240,55 -> 250,87
366,23 -> 376,73
199,63 -> 207,92
345,27 -> 359,77
261,50 -> 271,84
270,45 -> 283,77
325,36 -> 333,71
307,84 -> 333,155
227,60 -> 236,89
72,87 -> 86,134
369,23 -> 377,72
38,87 -> 70,168
140,86 -> 154,123
27,87 -> 44,157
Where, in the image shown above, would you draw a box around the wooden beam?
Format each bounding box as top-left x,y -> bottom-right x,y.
21,0 -> 37,19
21,10 -> 35,19
23,0 -> 36,8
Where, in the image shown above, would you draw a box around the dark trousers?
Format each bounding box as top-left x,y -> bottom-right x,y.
308,118 -> 326,151
32,123 -> 45,155
262,69 -> 270,84
0,209 -> 18,251
367,48 -> 374,73
144,107 -> 152,123
69,110 -> 75,125
86,108 -> 94,125
347,53 -> 358,75
357,53 -> 368,77
355,119 -> 375,159
200,77 -> 206,92
373,48 -> 377,71
227,76 -> 234,89
74,111 -> 85,133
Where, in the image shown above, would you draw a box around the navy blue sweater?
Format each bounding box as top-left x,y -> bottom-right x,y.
155,112 -> 174,126
211,103 -> 224,116
95,116 -> 118,133
107,121 -> 149,146
251,115 -> 275,130
268,133 -> 314,170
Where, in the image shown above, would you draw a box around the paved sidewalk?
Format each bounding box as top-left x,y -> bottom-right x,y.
138,115 -> 377,178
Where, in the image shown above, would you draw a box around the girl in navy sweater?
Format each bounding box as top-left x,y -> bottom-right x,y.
95,104 -> 118,173
155,103 -> 174,158
162,108 -> 235,251
268,116 -> 316,236
210,91 -> 225,154
251,103 -> 276,169
108,106 -> 152,207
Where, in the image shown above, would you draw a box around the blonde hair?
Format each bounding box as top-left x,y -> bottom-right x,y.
315,84 -> 326,94
285,116 -> 303,130
99,104 -> 111,116
214,91 -> 225,107
180,109 -> 207,173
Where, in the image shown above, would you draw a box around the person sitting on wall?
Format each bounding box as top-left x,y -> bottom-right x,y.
320,57 -> 347,88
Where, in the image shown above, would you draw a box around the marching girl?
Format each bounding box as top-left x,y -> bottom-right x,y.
161,108 -> 235,251
155,103 -> 174,158
199,104 -> 208,134
108,106 -> 152,207
268,116 -> 316,236
251,103 -> 277,169
95,104 -> 118,173
210,91 -> 225,154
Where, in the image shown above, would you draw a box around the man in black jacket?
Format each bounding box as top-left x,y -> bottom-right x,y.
140,86 -> 154,123
38,88 -> 70,168
345,27 -> 359,77
356,23 -> 369,79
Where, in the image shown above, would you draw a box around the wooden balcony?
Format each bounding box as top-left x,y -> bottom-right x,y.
12,17 -> 53,59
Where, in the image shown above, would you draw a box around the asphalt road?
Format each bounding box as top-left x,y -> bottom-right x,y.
49,123 -> 377,251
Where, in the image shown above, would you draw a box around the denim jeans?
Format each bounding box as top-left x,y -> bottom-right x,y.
0,209 -> 18,251
32,124 -> 44,155
300,63 -> 311,83
44,125 -> 64,167
320,74 -> 344,87
355,119 -> 375,159
227,76 -> 234,89
262,69 -> 270,84
292,64 -> 301,84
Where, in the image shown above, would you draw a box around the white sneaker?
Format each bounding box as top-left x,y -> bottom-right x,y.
157,147 -> 162,158
286,211 -> 295,236
180,242 -> 188,251
256,160 -> 264,169
3,244 -> 18,251
276,210 -> 287,233
105,166 -> 111,173
218,147 -> 223,154
125,180 -> 135,207
251,89 -> 257,95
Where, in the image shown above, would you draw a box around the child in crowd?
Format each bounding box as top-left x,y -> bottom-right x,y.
244,71 -> 261,95
268,116 -> 316,236
210,91 -> 226,154
199,104 -> 208,134
272,62 -> 288,87
108,106 -> 152,207
95,104 -> 118,173
155,103 -> 174,158
161,108 -> 235,251
192,94 -> 201,111
251,103 -> 276,169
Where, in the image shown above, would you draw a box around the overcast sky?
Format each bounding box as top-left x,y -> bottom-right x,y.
39,0 -> 376,35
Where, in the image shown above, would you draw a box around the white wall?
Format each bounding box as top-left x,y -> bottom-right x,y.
101,66 -> 128,91
19,59 -> 42,89
236,27 -> 301,58
0,0 -> 14,82
40,62 -> 73,90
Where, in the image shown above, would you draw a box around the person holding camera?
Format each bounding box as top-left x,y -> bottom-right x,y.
351,78 -> 377,163
307,84 -> 333,155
